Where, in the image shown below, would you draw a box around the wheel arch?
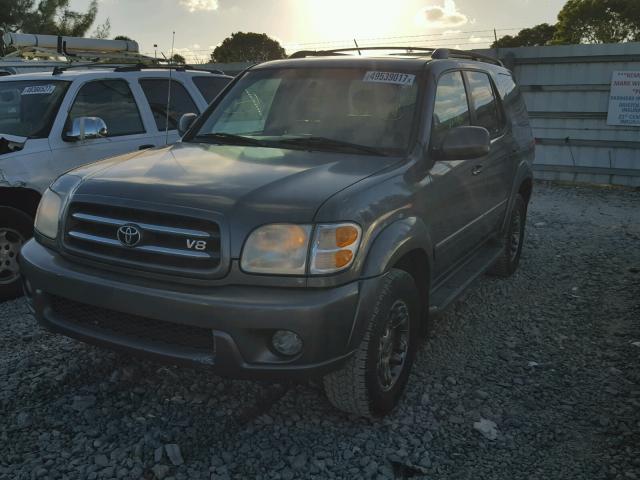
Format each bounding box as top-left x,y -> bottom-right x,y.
0,187 -> 41,220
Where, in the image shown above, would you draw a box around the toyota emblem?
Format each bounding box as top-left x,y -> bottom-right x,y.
117,224 -> 142,247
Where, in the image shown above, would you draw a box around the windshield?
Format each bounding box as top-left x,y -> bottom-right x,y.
190,68 -> 420,155
0,80 -> 70,139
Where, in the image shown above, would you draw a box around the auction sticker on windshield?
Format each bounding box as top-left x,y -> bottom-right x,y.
22,85 -> 56,96
363,71 -> 415,86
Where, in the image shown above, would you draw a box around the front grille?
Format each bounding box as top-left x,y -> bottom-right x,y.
63,202 -> 221,278
49,296 -> 214,352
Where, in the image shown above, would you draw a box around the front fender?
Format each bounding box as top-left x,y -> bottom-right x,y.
360,216 -> 433,278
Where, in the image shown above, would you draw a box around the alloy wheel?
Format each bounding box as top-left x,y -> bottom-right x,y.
377,300 -> 410,392
0,228 -> 24,285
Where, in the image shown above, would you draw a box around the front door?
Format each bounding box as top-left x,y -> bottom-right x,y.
463,70 -> 512,236
49,78 -> 157,174
426,71 -> 489,279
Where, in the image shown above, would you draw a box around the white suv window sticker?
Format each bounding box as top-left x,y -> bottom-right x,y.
21,84 -> 56,96
363,71 -> 415,86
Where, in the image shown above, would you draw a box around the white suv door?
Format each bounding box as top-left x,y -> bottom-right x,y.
49,78 -> 158,173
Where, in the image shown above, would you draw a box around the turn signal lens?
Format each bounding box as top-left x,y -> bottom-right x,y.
336,226 -> 359,248
310,223 -> 361,274
335,249 -> 354,268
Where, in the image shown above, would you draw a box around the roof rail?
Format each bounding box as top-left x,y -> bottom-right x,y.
431,48 -> 503,66
289,46 -> 503,67
290,47 -> 436,59
50,62 -> 227,76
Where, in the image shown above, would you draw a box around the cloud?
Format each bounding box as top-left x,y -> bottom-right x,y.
179,0 -> 218,12
418,0 -> 469,29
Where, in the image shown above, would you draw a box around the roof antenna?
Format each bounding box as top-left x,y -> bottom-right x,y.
353,39 -> 361,56
165,31 -> 175,145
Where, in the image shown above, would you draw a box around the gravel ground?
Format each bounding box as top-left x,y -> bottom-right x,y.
1,182 -> 639,480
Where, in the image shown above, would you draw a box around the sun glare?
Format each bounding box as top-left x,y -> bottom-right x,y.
304,0 -> 403,43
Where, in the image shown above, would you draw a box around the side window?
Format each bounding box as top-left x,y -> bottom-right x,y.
431,71 -> 470,148
193,76 -> 231,103
465,71 -> 503,138
68,79 -> 144,137
139,79 -> 199,131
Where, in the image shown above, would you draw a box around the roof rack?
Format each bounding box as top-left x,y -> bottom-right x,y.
1,32 -> 152,64
289,46 -> 503,67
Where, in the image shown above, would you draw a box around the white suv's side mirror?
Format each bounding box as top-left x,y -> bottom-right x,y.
65,117 -> 108,142
178,113 -> 198,137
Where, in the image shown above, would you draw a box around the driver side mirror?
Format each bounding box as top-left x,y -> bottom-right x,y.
433,126 -> 491,160
178,113 -> 198,137
65,117 -> 108,142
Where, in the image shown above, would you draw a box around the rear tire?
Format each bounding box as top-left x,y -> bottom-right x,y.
0,207 -> 33,302
489,194 -> 526,277
323,269 -> 420,417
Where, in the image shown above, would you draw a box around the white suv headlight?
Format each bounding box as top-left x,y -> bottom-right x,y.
34,188 -> 63,239
241,224 -> 312,275
310,223 -> 361,275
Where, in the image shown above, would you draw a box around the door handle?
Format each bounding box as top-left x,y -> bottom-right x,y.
138,144 -> 154,150
471,165 -> 484,176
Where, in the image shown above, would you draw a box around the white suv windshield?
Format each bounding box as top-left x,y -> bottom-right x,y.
0,80 -> 70,138
192,68 -> 420,155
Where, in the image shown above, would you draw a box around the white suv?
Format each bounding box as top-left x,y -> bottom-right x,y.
0,66 -> 232,300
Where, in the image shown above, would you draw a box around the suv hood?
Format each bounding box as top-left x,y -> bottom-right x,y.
73,142 -> 401,223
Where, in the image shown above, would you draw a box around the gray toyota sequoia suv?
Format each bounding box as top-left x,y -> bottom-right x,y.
20,47 -> 534,417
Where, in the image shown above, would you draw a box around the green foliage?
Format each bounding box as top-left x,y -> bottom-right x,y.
170,53 -> 186,64
92,18 -> 110,39
210,32 -> 286,63
0,0 -> 98,37
554,0 -> 640,44
492,23 -> 557,48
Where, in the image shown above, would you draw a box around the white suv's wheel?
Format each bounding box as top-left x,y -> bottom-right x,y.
0,207 -> 33,302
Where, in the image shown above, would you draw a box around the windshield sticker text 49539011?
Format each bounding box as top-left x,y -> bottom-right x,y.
363,71 -> 415,86
21,84 -> 56,96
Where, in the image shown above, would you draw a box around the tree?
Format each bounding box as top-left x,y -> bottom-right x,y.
210,32 -> 286,63
492,23 -> 557,48
170,53 -> 186,64
554,0 -> 640,44
0,0 -> 98,37
92,17 -> 110,39
114,35 -> 134,42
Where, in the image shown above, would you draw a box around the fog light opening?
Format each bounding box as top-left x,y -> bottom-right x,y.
272,330 -> 303,357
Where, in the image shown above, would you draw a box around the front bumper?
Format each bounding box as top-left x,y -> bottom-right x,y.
20,240 -> 371,380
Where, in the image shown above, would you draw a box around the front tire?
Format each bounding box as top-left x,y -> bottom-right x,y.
323,269 -> 420,417
0,207 -> 33,302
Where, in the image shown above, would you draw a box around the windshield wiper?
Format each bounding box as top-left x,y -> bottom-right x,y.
274,136 -> 388,156
192,133 -> 268,147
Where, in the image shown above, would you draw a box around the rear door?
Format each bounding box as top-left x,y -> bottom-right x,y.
49,78 -> 156,173
137,78 -> 201,145
463,70 -> 511,236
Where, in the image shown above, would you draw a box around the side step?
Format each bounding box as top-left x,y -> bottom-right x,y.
429,242 -> 504,315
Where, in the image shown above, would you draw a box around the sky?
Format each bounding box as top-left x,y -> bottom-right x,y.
69,0 -> 567,62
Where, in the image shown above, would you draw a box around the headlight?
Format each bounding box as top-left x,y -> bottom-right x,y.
310,223 -> 361,274
241,222 -> 362,276
34,188 -> 62,239
241,224 -> 312,275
